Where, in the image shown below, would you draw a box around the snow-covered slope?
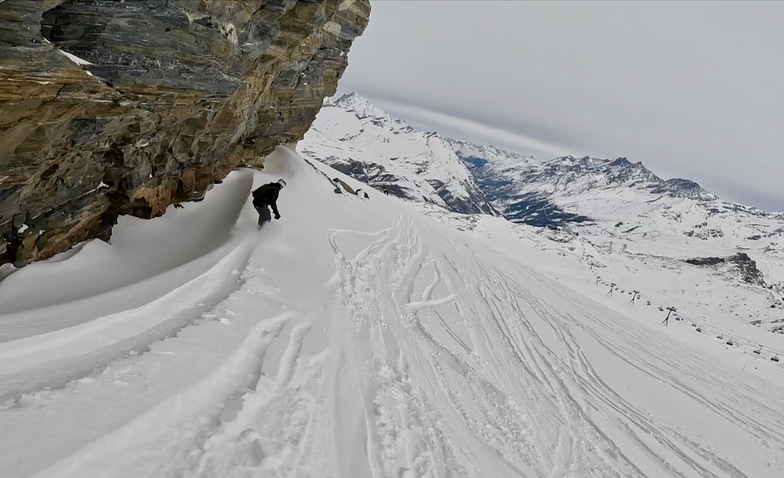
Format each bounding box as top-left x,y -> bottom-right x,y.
297,93 -> 496,216
300,94 -> 784,333
458,150 -> 784,331
1,146 -> 783,478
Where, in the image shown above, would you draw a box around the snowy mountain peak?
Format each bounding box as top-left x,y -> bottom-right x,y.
535,156 -> 722,202
651,178 -> 718,201
299,94 -> 496,215
332,91 -> 393,122
311,94 -> 771,234
538,155 -> 661,192
554,156 -> 645,176
447,137 -> 538,170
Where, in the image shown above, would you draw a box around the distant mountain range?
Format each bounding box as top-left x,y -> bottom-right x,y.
304,92 -> 779,226
298,92 -> 784,332
460,152 -> 718,225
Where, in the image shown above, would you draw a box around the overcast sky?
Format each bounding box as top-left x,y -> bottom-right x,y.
337,1 -> 784,211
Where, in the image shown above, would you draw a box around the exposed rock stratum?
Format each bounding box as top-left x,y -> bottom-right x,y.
0,0 -> 370,266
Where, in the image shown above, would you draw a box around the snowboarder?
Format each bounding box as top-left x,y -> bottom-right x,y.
1,230 -> 19,265
251,179 -> 286,227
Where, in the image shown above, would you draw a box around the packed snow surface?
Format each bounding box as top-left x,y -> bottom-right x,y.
1,147 -> 783,478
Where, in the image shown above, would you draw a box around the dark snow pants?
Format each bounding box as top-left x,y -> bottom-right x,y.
254,203 -> 272,226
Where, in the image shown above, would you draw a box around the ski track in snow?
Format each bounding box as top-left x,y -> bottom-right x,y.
2,157 -> 784,477
0,237 -> 259,403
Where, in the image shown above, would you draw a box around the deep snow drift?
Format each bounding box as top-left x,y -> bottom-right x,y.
1,147 -> 783,478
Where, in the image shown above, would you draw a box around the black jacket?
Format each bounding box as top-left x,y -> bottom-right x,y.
252,183 -> 282,215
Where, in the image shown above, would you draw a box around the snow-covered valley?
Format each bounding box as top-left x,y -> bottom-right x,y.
1,141 -> 783,477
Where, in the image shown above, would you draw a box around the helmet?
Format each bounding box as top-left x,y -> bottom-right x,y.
277,179 -> 287,188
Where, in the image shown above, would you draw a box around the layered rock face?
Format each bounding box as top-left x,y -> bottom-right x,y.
0,0 -> 370,267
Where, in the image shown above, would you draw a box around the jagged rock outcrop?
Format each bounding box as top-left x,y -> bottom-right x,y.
686,253 -> 766,286
0,0 -> 370,267
730,253 -> 766,286
650,178 -> 717,201
685,256 -> 725,266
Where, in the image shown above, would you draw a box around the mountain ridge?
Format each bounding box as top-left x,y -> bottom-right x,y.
325,92 -> 726,210
299,92 -> 784,333
300,93 -> 496,215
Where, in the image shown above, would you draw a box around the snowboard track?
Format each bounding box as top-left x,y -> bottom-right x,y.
3,208 -> 784,477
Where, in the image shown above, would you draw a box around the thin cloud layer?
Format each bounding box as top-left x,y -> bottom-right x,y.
370,98 -> 569,160
339,1 -> 784,211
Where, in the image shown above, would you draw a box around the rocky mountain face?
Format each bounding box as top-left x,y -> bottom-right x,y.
0,0 -> 370,267
297,93 -> 496,215
686,253 -> 766,286
457,152 -> 720,227
455,147 -> 592,227
456,144 -> 784,246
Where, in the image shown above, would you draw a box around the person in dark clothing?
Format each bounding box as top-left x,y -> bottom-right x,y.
2,230 -> 20,265
251,179 -> 286,227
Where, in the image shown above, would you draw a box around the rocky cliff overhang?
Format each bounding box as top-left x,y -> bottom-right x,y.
0,0 -> 370,267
